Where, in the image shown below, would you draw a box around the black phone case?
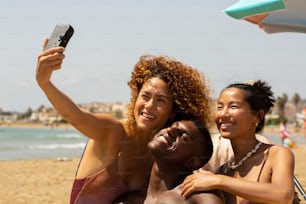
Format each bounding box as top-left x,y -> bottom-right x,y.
44,24 -> 74,50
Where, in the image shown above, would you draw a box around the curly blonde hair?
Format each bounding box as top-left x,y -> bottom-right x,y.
127,54 -> 212,136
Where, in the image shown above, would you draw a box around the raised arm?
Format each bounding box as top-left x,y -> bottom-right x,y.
36,39 -> 123,141
182,146 -> 295,204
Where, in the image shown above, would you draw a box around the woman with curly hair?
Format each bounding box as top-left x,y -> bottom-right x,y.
182,80 -> 296,204
36,39 -> 212,204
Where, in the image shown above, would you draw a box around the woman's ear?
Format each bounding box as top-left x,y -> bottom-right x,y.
257,109 -> 265,123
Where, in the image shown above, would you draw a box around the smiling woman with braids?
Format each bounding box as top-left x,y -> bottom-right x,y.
36,39 -> 212,204
182,80 -> 296,204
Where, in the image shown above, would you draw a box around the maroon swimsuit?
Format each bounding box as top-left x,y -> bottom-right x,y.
70,157 -> 129,204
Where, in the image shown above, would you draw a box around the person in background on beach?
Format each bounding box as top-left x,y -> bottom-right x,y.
280,119 -> 296,149
280,119 -> 290,143
280,119 -> 290,145
182,80 -> 296,204
36,39 -> 212,204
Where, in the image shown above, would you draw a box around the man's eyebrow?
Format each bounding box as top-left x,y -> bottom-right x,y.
180,125 -> 194,138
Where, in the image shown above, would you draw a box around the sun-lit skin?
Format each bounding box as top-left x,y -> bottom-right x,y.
148,120 -> 204,162
141,120 -> 224,204
133,77 -> 174,138
215,87 -> 259,142
126,55 -> 213,139
36,45 -> 214,203
182,81 -> 295,204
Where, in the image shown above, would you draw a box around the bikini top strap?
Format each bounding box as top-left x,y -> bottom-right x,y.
256,145 -> 272,182
75,139 -> 89,177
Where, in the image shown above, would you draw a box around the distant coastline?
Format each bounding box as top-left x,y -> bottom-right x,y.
2,121 -> 306,135
0,121 -> 74,130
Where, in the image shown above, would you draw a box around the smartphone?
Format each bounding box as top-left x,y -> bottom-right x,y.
44,24 -> 74,50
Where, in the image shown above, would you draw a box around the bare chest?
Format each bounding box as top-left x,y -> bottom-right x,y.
118,146 -> 154,189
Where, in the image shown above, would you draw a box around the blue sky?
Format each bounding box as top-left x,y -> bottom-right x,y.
1,0 -> 306,112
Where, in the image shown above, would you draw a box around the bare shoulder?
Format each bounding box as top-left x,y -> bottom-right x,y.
269,144 -> 294,155
93,113 -> 126,135
186,190 -> 224,204
151,186 -> 224,204
94,112 -> 124,126
73,111 -> 126,141
268,144 -> 295,162
148,188 -> 185,204
120,118 -> 129,130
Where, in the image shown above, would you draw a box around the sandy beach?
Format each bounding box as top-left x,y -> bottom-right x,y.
0,144 -> 305,203
1,123 -> 306,203
0,158 -> 79,204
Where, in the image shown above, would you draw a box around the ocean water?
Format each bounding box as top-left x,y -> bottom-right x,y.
265,133 -> 306,146
1,127 -> 306,161
0,127 -> 87,160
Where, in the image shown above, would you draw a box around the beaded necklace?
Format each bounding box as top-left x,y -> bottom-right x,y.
228,141 -> 263,170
